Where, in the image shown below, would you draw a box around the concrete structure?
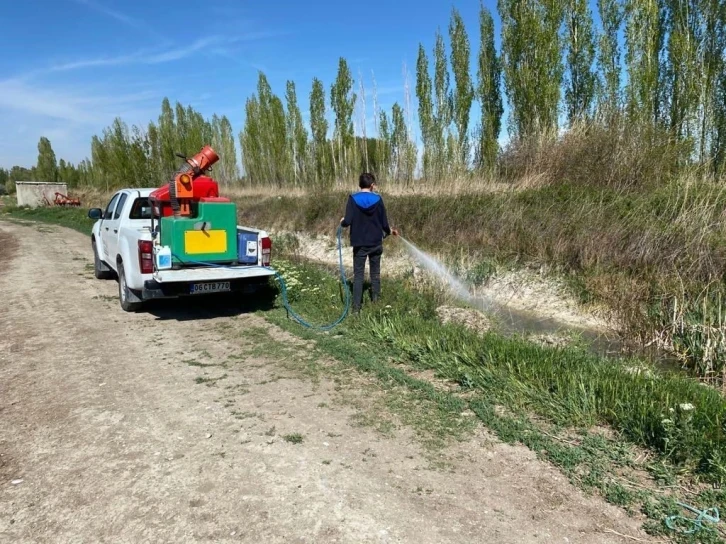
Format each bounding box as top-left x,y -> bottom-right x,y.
15,181 -> 68,208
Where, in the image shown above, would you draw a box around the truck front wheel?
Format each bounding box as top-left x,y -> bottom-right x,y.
118,261 -> 143,312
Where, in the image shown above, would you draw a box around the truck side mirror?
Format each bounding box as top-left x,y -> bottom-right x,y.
88,208 -> 103,220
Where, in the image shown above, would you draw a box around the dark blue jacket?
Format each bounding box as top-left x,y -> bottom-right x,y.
341,191 -> 391,248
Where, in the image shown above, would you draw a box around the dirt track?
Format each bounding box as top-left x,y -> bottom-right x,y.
0,219 -> 658,543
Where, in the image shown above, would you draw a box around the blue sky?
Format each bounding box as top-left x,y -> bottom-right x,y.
0,0 -> 501,168
0,0 -> 608,170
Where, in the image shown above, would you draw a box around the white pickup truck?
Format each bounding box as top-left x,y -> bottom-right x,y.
88,188 -> 275,312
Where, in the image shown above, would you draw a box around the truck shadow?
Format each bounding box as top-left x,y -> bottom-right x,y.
144,291 -> 277,322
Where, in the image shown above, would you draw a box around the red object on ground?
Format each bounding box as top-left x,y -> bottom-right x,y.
53,192 -> 81,207
149,175 -> 220,217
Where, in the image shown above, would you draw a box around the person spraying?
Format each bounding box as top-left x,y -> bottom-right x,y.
340,172 -> 399,314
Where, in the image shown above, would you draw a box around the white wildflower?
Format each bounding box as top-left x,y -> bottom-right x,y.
679,403 -> 694,412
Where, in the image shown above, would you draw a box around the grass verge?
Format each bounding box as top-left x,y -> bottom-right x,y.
2,205 -> 95,235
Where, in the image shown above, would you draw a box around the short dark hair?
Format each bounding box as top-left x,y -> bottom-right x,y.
359,172 -> 376,189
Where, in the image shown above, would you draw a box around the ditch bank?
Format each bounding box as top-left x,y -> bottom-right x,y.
268,227 -> 668,362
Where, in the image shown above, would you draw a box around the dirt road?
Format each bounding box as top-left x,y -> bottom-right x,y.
0,219 -> 658,543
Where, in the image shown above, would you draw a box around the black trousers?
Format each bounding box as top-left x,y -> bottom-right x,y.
352,245 -> 382,311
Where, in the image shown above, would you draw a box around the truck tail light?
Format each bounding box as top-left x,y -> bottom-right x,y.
260,236 -> 272,266
138,240 -> 154,274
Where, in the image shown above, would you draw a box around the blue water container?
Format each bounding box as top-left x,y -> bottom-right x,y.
237,231 -> 259,264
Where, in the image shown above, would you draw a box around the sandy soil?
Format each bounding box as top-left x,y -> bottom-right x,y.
0,219 -> 659,543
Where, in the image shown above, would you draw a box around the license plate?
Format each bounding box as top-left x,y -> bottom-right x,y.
189,281 -> 231,295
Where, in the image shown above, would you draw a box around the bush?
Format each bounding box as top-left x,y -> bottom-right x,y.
498,120 -> 689,190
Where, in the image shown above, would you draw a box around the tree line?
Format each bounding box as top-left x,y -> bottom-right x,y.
241,0 -> 726,185
2,99 -> 239,191
4,0 -> 725,193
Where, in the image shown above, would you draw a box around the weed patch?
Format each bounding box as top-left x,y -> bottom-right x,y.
194,374 -> 228,386
283,433 -> 304,444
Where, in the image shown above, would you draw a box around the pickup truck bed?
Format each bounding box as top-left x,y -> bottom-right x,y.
88,188 -> 275,312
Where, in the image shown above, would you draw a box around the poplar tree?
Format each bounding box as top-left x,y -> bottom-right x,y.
285,81 -> 308,185
714,70 -> 726,173
330,58 -> 357,181
269,94 -> 290,185
433,30 -> 453,178
377,110 -> 391,180
240,96 -> 263,185
129,124 -> 152,187
476,3 -> 503,172
663,0 -> 701,150
390,102 -> 416,184
415,44 -> 434,179
624,0 -> 667,126
108,118 -> 134,189
221,116 -> 239,184
147,121 -> 163,183
211,114 -> 239,185
36,137 -> 58,182
250,73 -> 290,185
699,0 -> 726,165
91,135 -> 109,191
310,77 -> 330,186
449,8 -> 474,169
596,0 -> 625,122
499,0 -> 565,137
158,98 -> 177,178
564,0 -> 597,124
174,102 -> 189,153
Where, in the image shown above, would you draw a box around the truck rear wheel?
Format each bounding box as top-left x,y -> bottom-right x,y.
92,239 -> 114,280
118,262 -> 143,312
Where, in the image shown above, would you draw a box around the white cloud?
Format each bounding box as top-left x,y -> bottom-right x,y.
48,37 -> 227,73
73,0 -> 145,29
71,0 -> 170,43
373,85 -> 404,98
0,79 -> 158,124
0,79 -> 99,123
144,38 -> 221,64
0,77 -> 163,167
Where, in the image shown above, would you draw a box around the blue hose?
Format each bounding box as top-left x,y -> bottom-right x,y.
170,225 -> 351,331
665,502 -> 720,535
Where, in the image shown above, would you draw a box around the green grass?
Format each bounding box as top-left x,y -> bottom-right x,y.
2,205 -> 95,235
283,433 -> 304,444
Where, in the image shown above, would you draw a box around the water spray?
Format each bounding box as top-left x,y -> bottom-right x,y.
396,235 -> 500,315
